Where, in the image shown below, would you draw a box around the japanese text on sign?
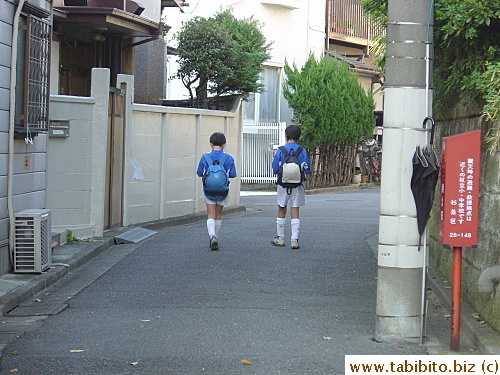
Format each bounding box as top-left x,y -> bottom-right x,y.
439,130 -> 480,248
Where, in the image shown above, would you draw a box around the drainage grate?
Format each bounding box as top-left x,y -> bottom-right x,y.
114,227 -> 157,245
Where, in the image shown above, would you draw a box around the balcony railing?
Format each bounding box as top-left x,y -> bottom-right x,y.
328,0 -> 384,41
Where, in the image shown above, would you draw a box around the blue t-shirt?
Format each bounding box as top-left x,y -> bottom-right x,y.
196,150 -> 237,178
272,142 -> 311,175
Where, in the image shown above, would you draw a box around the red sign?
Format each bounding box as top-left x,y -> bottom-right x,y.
439,130 -> 481,247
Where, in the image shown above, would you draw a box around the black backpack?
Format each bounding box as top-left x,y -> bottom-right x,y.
277,146 -> 305,193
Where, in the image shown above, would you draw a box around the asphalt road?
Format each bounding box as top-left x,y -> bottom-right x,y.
1,188 -> 431,375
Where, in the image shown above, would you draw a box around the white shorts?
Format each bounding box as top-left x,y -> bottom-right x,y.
204,195 -> 229,206
276,185 -> 305,208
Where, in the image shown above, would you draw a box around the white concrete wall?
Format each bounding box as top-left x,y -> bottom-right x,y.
125,103 -> 243,226
138,0 -> 161,23
47,69 -> 243,239
47,68 -> 110,239
230,1 -> 325,69
47,95 -> 95,238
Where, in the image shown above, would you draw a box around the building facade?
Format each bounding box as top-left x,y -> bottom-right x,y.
0,0 -> 184,275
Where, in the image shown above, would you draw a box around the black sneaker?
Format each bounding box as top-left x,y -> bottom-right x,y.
210,236 -> 219,251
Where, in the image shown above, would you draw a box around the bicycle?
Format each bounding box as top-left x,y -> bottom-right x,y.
361,141 -> 382,182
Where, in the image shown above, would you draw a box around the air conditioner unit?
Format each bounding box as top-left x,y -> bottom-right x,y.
13,209 -> 52,273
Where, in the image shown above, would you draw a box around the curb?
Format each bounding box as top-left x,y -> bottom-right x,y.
0,237 -> 114,317
305,183 -> 375,195
366,234 -> 499,355
427,268 -> 500,355
139,205 -> 246,231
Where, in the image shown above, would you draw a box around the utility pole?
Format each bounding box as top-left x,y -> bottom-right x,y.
375,0 -> 434,343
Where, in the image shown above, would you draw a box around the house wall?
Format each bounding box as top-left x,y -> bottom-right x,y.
51,0 -> 160,22
133,38 -> 166,105
356,72 -> 383,112
135,0 -> 161,23
0,0 -> 50,275
164,0 -> 326,125
50,39 -> 60,95
228,0 -> 325,68
0,0 -> 14,274
429,116 -> 500,332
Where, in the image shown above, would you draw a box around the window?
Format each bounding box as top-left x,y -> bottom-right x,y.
244,66 -> 281,124
15,14 -> 51,133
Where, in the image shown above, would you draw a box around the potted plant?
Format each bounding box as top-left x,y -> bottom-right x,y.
353,168 -> 362,184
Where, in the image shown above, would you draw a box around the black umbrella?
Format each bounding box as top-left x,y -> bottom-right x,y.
411,117 -> 440,251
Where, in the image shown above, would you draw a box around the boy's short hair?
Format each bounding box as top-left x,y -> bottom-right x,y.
285,125 -> 301,141
210,132 -> 226,147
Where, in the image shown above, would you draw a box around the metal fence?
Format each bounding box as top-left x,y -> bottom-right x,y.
242,122 -> 286,184
327,0 -> 385,40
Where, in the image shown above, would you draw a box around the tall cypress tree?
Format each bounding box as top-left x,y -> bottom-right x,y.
283,54 -> 375,187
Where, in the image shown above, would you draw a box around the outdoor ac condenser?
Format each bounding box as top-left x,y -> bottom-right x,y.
13,209 -> 52,273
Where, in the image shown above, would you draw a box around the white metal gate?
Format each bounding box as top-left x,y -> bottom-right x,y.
242,122 -> 286,183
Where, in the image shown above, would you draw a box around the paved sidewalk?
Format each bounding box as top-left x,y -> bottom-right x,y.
0,188 -> 498,360
0,205 -> 243,318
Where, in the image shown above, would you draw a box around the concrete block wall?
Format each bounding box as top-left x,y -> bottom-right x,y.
45,69 -> 243,242
126,103 -> 243,227
46,96 -> 96,239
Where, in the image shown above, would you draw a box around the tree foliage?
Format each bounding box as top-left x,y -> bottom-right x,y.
362,0 -> 499,120
173,10 -> 271,108
283,54 -> 375,187
283,54 -> 375,150
433,0 -> 499,116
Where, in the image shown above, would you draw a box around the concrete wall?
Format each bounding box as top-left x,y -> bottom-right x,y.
46,95 -> 96,238
46,69 -> 243,241
125,100 -> 243,226
429,116 -> 499,332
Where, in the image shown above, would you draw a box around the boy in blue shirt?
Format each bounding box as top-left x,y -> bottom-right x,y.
196,132 -> 237,250
271,125 -> 311,249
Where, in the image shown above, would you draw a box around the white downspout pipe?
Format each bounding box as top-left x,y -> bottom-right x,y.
8,0 -> 26,264
478,266 -> 500,293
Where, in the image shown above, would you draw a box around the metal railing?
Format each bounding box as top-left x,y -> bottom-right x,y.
327,0 -> 384,41
242,122 -> 286,184
25,15 -> 51,132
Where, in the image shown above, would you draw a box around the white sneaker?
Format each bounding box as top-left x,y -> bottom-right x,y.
291,239 -> 300,249
271,236 -> 285,247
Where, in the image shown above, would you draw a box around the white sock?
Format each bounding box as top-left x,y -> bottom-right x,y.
276,218 -> 286,238
215,220 -> 222,237
207,219 -> 216,237
291,218 -> 300,241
